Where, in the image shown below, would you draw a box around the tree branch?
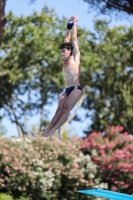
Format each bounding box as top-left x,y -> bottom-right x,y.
0,0 -> 6,43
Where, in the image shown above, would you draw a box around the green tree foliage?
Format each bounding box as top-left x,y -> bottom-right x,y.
0,0 -> 6,43
1,7 -> 133,136
82,20 -> 133,134
83,0 -> 133,16
0,7 -> 66,135
0,136 -> 105,200
0,7 -> 91,136
29,0 -> 133,16
0,119 -> 6,135
80,126 -> 133,194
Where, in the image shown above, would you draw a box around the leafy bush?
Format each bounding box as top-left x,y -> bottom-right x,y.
0,136 -> 103,200
0,193 -> 29,200
80,126 -> 133,194
0,193 -> 13,200
16,197 -> 29,200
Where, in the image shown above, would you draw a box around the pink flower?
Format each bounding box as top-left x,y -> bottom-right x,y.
111,177 -> 114,182
120,181 -> 125,185
112,186 -> 117,191
108,165 -> 113,169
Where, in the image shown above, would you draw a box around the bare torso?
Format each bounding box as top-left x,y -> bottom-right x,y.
63,56 -> 80,87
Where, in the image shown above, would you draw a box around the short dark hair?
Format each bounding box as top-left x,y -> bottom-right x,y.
59,42 -> 73,55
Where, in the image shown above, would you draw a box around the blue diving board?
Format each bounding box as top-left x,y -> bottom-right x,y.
77,188 -> 133,200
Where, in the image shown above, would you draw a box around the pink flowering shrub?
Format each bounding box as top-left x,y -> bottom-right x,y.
80,126 -> 133,194
0,136 -> 102,200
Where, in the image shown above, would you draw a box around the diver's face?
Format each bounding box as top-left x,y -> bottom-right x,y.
60,48 -> 71,60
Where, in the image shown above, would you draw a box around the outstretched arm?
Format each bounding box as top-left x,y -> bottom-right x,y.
64,16 -> 74,42
72,15 -> 80,60
64,29 -> 70,42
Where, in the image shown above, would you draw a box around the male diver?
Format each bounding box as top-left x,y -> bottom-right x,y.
41,14 -> 82,137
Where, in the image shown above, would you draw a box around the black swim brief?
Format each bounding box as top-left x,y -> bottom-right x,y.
65,85 -> 82,96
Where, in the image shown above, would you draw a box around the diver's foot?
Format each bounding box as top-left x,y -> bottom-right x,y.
41,129 -> 55,137
40,129 -> 49,137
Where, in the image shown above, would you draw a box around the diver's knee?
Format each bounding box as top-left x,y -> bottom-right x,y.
63,104 -> 71,113
57,106 -> 64,113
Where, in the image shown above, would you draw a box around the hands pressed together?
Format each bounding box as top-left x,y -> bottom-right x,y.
68,14 -> 78,23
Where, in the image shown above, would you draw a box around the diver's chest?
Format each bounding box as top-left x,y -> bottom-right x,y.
63,63 -> 78,72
